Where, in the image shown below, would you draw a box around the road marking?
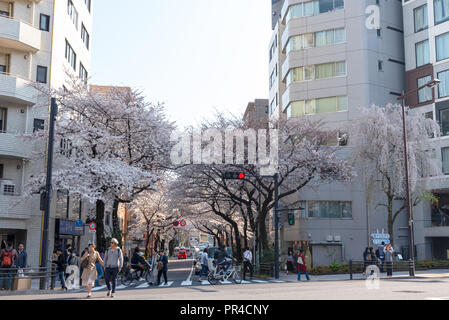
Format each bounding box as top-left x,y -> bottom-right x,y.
91,285 -> 107,291
220,280 -> 232,284
252,280 -> 268,283
158,281 -> 173,287
181,281 -> 192,286
271,280 -> 285,283
136,282 -> 150,289
201,280 -> 210,285
116,284 -> 127,290
241,280 -> 251,284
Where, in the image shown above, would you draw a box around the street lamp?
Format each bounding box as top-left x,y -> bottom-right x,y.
396,78 -> 440,277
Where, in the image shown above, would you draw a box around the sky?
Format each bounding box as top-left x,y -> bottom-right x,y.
90,0 -> 273,129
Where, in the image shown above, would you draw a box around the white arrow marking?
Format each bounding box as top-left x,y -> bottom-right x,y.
158,281 -> 173,287
201,280 -> 210,285
136,282 -> 150,289
181,281 -> 192,286
91,285 -> 106,291
116,284 -> 127,290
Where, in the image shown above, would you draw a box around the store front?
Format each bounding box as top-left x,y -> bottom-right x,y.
0,228 -> 26,248
54,219 -> 85,254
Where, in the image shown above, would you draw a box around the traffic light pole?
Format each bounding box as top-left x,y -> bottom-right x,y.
39,98 -> 57,290
274,173 -> 279,279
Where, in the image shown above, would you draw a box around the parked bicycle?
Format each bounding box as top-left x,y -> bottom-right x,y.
207,259 -> 242,285
120,261 -> 154,286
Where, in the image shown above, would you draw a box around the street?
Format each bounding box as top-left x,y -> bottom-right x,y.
3,258 -> 449,300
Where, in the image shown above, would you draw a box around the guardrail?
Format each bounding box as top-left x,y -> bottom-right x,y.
0,266 -> 59,291
349,260 -> 415,280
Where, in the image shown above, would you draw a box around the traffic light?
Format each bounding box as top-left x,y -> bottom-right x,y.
222,172 -> 246,180
288,212 -> 295,226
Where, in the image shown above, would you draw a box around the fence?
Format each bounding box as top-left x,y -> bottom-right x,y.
348,260 -> 415,280
0,266 -> 59,291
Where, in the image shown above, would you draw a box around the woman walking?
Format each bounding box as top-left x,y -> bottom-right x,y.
286,250 -> 294,275
80,243 -> 104,298
385,244 -> 394,277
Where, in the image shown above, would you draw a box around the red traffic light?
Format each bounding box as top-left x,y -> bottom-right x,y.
238,173 -> 245,179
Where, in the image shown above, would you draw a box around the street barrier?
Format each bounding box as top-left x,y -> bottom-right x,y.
348,260 -> 416,280
0,265 -> 58,291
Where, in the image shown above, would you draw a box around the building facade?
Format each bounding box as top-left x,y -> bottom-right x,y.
402,0 -> 449,260
269,0 -> 415,266
243,99 -> 269,123
0,0 -> 93,268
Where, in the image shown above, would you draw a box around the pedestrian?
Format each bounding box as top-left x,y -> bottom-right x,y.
368,247 -> 377,266
0,240 -> 6,251
385,244 -> 394,277
80,243 -> 104,298
65,244 -> 73,265
15,243 -> 27,269
103,238 -> 123,298
79,248 -> 88,285
95,259 -> 103,287
294,249 -> 310,281
51,249 -> 58,289
69,251 -> 80,268
285,250 -> 294,275
243,247 -> 253,281
55,249 -> 68,291
156,249 -> 168,286
363,247 -> 371,274
0,241 -> 18,290
376,242 -> 386,272
198,248 -> 209,282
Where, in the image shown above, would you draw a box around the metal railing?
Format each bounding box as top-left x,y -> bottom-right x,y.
0,266 -> 58,291
348,260 -> 415,280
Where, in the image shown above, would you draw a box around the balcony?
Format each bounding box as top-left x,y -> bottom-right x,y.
0,194 -> 32,220
0,132 -> 30,159
0,73 -> 37,105
0,15 -> 41,52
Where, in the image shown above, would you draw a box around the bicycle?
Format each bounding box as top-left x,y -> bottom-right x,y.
120,261 -> 154,286
207,259 -> 242,285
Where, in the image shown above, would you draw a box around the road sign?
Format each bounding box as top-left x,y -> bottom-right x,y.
180,220 -> 186,227
373,239 -> 390,245
75,219 -> 83,227
173,221 -> 179,227
371,233 -> 390,239
88,222 -> 96,233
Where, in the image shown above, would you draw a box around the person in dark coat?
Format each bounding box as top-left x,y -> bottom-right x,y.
156,249 -> 168,286
15,243 -> 27,269
53,249 -> 67,291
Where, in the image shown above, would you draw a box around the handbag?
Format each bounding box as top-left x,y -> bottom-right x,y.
297,257 -> 304,265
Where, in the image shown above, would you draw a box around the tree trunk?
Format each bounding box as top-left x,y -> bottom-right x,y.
144,224 -> 150,257
259,218 -> 269,250
95,200 -> 106,252
111,198 -> 122,247
387,196 -> 394,247
232,223 -> 243,263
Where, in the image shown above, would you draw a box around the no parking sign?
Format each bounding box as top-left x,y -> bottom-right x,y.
89,222 -> 97,233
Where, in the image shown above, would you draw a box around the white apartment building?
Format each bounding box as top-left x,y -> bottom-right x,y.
269,0 -> 412,266
0,0 -> 93,267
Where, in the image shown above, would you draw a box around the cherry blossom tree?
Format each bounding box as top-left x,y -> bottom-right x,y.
348,104 -> 440,244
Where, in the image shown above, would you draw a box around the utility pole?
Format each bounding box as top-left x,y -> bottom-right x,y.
39,98 -> 57,290
274,173 -> 279,279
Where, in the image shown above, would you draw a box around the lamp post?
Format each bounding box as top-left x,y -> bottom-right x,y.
397,78 -> 440,277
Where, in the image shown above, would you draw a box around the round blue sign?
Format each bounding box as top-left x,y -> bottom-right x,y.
75,219 -> 83,227
173,221 -> 179,227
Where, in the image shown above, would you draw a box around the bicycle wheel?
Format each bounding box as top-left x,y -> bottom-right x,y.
208,272 -> 219,285
232,270 -> 242,284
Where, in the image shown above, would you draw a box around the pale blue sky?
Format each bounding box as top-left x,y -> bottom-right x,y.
90,0 -> 272,128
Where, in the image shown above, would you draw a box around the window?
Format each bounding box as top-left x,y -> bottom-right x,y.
85,0 -> 91,12
33,119 -> 45,132
65,40 -> 76,71
81,24 -> 90,50
67,0 -> 78,29
286,28 -> 345,54
0,108 -> 6,132
40,14 -> 50,31
0,164 -> 3,179
440,108 -> 449,135
286,61 -> 345,85
36,66 -> 47,83
414,5 -> 428,32
308,201 -> 352,219
435,0 -> 449,25
3,184 -> 15,196
285,96 -> 347,118
418,75 -> 432,103
378,60 -> 383,71
79,63 -> 88,84
0,10 -> 8,17
436,32 -> 449,61
438,70 -> 449,98
287,0 -> 344,22
0,65 -> 5,73
415,40 -> 430,67
442,147 -> 449,174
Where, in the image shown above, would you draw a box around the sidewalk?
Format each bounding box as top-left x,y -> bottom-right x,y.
274,269 -> 449,282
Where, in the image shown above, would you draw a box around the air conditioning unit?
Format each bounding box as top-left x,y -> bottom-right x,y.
1,180 -> 15,196
326,235 -> 333,242
334,235 -> 341,242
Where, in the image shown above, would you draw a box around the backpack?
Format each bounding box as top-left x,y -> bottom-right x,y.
2,249 -> 13,267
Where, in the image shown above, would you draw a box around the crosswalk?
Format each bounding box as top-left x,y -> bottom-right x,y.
76,278 -> 286,293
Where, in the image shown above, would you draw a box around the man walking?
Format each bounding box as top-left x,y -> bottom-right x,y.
54,249 -> 67,291
156,249 -> 168,286
0,241 -> 18,290
198,248 -> 209,282
243,247 -> 253,281
376,242 -> 386,273
103,238 -> 123,298
15,243 -> 27,270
